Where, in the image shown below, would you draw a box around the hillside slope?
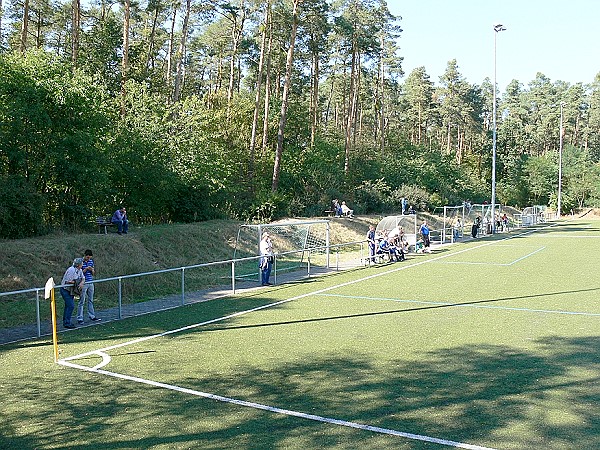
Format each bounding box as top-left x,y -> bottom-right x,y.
0,216 -> 380,293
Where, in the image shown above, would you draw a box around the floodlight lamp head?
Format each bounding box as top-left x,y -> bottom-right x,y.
494,24 -> 506,32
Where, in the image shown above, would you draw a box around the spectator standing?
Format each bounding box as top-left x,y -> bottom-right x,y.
77,249 -> 100,324
366,225 -> 376,263
453,218 -> 462,241
401,198 -> 408,214
419,220 -> 431,252
60,258 -> 84,329
259,232 -> 274,286
111,206 -> 129,235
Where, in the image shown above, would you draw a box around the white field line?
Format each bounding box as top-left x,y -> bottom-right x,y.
57,358 -> 496,450
62,224 -> 555,363
434,245 -> 545,266
505,246 -> 546,265
535,235 -> 600,238
58,225 -> 556,449
317,294 -> 600,317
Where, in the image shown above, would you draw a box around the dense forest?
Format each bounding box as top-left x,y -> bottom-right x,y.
1,0 -> 599,239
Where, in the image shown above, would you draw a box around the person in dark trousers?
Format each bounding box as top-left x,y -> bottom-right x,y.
111,206 -> 129,234
60,258 -> 84,329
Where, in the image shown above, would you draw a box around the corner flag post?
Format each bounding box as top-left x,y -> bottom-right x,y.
45,278 -> 59,362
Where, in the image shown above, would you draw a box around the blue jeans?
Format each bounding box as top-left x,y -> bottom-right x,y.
112,219 -> 129,233
260,259 -> 272,285
60,287 -> 75,327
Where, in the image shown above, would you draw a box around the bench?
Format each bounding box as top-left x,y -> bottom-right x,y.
323,210 -> 335,217
96,216 -> 114,234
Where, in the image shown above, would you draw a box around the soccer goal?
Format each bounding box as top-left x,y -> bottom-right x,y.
437,205 -> 466,243
233,220 -> 331,282
519,205 -> 548,227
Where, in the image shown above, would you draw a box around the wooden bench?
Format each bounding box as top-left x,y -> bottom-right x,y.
96,216 -> 115,234
323,210 -> 335,217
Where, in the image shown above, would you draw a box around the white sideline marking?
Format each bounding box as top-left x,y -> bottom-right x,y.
437,246 -> 545,267
59,225 -> 557,449
317,294 -> 600,317
63,226 -> 552,363
57,359 -> 496,450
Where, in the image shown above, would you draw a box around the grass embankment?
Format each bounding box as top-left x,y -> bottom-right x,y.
0,216 -> 380,328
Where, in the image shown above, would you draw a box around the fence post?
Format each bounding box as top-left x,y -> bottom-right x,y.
274,255 -> 277,285
231,261 -> 236,294
118,277 -> 123,319
36,289 -> 41,338
181,267 -> 185,306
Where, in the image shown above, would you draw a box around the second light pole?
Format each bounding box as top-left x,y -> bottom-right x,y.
491,23 -> 506,234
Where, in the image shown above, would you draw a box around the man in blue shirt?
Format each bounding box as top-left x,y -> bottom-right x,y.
419,220 -> 431,253
111,206 -> 129,234
77,249 -> 100,324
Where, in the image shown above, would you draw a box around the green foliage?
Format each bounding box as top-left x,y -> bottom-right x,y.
0,176 -> 46,238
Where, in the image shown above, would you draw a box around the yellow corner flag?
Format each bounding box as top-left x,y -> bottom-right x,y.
45,278 -> 59,363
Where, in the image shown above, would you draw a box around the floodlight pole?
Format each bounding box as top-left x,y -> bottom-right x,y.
491,23 -> 505,234
557,102 -> 564,219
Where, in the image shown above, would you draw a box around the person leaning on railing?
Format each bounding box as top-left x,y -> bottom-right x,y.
60,258 -> 84,329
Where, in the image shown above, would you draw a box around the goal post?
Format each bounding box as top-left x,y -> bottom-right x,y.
234,220 -> 331,282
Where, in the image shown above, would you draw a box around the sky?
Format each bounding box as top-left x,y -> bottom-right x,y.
386,0 -> 600,91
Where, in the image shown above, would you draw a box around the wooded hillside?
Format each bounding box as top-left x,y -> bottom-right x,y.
1,0 -> 599,239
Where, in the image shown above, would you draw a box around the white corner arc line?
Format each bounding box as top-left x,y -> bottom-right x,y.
92,351 -> 112,370
56,359 -> 496,450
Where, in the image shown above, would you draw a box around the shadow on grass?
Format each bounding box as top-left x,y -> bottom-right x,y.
2,332 -> 599,449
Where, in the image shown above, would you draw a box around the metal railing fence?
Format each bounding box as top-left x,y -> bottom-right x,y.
0,241 -> 366,343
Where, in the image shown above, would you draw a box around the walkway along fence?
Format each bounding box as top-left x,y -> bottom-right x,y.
0,241 -> 367,344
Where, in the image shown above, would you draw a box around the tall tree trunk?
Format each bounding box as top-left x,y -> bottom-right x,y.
344,45 -> 357,176
249,3 -> 270,186
272,0 -> 301,193
310,51 -> 319,148
378,34 -> 385,155
166,1 -> 178,87
227,0 -> 246,106
261,16 -> 273,151
172,0 -> 191,103
145,6 -> 160,75
20,0 -> 29,52
72,0 -> 80,70
121,0 -> 131,117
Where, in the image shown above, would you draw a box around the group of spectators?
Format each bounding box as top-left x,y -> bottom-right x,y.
366,224 -> 409,263
59,206 -> 129,329
332,199 -> 354,218
59,250 -> 99,329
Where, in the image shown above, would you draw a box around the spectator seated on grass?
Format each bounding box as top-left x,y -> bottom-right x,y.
415,238 -> 425,254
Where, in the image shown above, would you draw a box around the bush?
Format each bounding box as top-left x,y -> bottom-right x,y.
0,176 -> 46,238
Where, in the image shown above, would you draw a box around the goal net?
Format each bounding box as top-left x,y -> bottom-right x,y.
434,205 -> 466,243
233,220 -> 331,282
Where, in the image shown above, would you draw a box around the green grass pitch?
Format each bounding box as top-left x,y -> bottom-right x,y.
1,219 -> 599,449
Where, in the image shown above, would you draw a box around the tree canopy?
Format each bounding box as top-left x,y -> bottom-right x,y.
0,0 -> 599,238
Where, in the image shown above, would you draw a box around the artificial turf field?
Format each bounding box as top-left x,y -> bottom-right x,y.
1,219 -> 599,449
